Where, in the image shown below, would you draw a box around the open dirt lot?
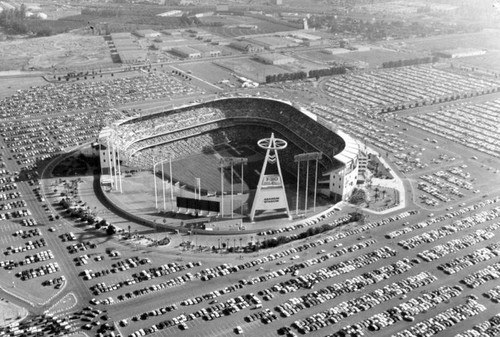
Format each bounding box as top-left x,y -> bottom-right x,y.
215,58 -> 289,82
0,33 -> 113,71
403,29 -> 500,52
0,73 -> 47,99
201,15 -> 297,38
454,51 -> 500,72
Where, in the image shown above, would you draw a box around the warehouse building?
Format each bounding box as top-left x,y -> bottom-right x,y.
135,29 -> 161,38
256,53 -> 296,65
171,46 -> 202,59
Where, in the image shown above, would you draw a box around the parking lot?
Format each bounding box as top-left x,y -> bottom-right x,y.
1,41 -> 500,337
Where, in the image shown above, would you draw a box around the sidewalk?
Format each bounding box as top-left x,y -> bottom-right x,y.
0,297 -> 29,328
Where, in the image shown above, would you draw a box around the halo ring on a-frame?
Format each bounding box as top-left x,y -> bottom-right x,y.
257,137 -> 288,150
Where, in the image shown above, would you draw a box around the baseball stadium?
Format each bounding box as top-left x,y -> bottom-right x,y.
98,96 -> 359,232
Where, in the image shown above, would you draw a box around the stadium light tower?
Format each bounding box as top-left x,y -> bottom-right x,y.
152,147 -> 165,211
106,137 -> 113,189
110,133 -> 123,194
152,150 -> 175,212
220,158 -> 225,217
220,157 -> 247,218
115,139 -> 123,193
294,152 -> 322,215
153,152 -> 159,211
168,152 -> 174,211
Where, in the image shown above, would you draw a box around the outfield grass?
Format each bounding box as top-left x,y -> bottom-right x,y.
166,143 -> 299,195
168,144 -> 261,194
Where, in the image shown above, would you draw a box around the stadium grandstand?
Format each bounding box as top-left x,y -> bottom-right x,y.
99,97 -> 359,206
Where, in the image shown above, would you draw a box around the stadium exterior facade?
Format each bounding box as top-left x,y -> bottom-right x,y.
99,97 -> 359,203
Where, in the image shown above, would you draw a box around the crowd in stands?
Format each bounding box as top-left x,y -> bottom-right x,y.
323,65 -> 500,114
117,98 -> 344,176
130,124 -> 314,189
120,99 -> 342,159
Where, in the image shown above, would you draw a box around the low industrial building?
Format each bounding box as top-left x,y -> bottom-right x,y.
323,48 -> 351,55
256,53 -> 296,65
162,29 -> 183,36
434,48 -> 486,59
248,36 -> 299,50
191,45 -> 221,57
155,39 -> 190,51
171,46 -> 202,59
230,41 -> 265,53
157,10 -> 183,17
135,29 -> 161,38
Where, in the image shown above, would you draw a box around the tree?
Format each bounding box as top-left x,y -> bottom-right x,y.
106,225 -> 117,235
349,188 -> 367,205
96,219 -> 107,230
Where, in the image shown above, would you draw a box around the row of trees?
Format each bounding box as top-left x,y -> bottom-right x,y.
258,212 -> 361,249
382,56 -> 439,69
0,5 -> 29,34
349,188 -> 367,205
265,66 -> 347,84
265,71 -> 307,83
59,197 -> 116,235
309,66 -> 347,79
